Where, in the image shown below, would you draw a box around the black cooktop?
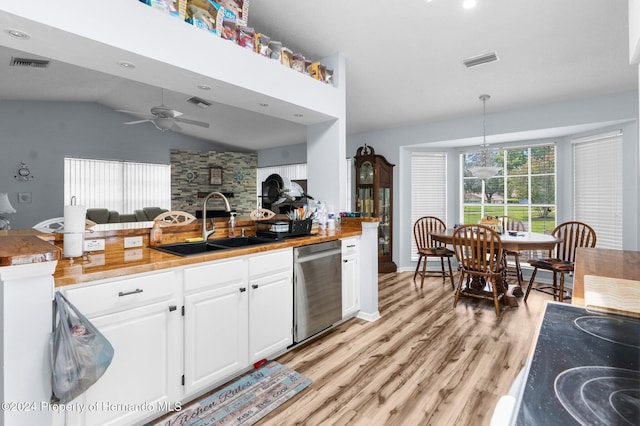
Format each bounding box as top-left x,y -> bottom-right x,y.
516,302 -> 640,425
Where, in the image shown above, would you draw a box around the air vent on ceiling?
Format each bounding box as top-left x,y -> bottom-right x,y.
9,57 -> 50,68
186,96 -> 212,109
463,51 -> 499,68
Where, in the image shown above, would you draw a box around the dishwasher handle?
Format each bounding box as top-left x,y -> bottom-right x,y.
295,248 -> 342,263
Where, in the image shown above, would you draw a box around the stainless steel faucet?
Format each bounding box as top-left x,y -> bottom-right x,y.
202,191 -> 231,241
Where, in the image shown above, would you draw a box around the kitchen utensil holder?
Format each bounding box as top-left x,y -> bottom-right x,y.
289,219 -> 312,236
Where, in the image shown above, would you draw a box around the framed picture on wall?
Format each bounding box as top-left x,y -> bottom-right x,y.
209,167 -> 223,185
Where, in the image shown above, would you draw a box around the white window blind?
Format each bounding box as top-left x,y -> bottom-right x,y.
573,131 -> 622,249
64,158 -> 171,213
257,163 -> 307,184
410,152 -> 447,260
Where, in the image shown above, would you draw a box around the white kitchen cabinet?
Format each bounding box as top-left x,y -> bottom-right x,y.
183,258 -> 248,396
63,270 -> 182,426
342,237 -> 361,318
248,249 -> 293,363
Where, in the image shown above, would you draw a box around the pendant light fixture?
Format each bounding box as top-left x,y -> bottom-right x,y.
468,94 -> 502,180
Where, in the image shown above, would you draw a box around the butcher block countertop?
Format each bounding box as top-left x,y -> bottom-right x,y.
572,247 -> 640,307
0,235 -> 61,266
0,216 -> 374,287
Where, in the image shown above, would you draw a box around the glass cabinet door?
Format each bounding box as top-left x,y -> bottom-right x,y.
357,187 -> 374,217
378,187 -> 390,256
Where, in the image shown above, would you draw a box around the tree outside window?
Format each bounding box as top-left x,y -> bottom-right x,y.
462,145 -> 556,233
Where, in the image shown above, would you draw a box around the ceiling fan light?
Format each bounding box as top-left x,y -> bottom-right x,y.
153,117 -> 173,131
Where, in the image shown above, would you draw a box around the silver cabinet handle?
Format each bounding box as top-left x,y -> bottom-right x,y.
118,288 -> 143,297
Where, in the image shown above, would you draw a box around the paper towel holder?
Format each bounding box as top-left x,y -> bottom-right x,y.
63,196 -> 85,261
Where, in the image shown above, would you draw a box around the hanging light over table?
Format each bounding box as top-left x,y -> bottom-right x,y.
468,94 -> 502,180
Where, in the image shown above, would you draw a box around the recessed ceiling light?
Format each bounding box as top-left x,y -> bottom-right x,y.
5,29 -> 30,40
118,61 -> 136,69
462,0 -> 477,9
197,84 -> 211,90
293,113 -> 303,117
258,103 -> 269,107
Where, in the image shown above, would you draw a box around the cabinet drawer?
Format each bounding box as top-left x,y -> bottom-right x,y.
249,248 -> 293,278
341,237 -> 360,256
184,258 -> 246,293
63,270 -> 179,317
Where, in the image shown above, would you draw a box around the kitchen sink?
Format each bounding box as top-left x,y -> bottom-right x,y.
151,236 -> 276,257
209,236 -> 276,248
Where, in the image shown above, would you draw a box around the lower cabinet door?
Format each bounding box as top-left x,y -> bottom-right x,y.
65,299 -> 182,426
249,270 -> 293,363
342,254 -> 360,318
183,283 -> 249,396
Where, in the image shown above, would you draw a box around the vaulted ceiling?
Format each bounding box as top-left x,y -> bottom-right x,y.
0,0 -> 636,150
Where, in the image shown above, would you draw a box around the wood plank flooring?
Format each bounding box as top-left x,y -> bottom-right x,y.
259,272 -> 549,426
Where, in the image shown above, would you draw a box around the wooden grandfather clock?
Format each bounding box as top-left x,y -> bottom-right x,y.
354,144 -> 397,273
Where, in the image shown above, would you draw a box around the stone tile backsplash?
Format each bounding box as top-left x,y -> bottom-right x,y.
171,150 -> 258,215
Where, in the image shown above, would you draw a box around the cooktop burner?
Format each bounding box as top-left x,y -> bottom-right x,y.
515,303 -> 640,425
555,366 -> 639,425
574,316 -> 640,348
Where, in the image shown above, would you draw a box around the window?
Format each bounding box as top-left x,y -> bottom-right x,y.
411,152 -> 447,261
573,131 -> 622,249
64,157 -> 171,213
461,144 -> 556,233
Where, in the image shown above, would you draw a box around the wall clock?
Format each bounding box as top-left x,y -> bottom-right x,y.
234,171 -> 245,184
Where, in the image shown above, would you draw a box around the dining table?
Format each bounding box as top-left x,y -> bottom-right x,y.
429,228 -> 562,299
429,228 -> 562,253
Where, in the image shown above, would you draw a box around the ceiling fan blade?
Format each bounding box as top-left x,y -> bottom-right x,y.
116,109 -> 149,116
174,117 -> 210,128
124,119 -> 152,125
169,122 -> 183,132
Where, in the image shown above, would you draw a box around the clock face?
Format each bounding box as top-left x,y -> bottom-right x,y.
359,161 -> 374,184
234,172 -> 245,184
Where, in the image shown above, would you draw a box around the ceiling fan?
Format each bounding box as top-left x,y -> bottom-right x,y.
117,89 -> 210,132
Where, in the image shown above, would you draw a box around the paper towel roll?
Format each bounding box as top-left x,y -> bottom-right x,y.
64,204 -> 86,233
63,233 -> 84,258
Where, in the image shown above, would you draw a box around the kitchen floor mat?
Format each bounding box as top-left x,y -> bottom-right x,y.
147,361 -> 312,426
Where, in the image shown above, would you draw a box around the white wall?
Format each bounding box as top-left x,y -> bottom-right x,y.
0,101 -> 224,229
347,91 -> 639,271
257,143 -> 307,167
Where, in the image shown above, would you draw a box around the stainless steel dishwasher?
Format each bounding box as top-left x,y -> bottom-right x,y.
293,240 -> 343,344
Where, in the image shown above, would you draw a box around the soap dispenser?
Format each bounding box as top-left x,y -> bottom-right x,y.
150,221 -> 162,246
229,212 -> 237,237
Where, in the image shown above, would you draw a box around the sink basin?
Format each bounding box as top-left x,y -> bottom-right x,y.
151,242 -> 229,257
209,236 -> 276,248
152,237 -> 276,257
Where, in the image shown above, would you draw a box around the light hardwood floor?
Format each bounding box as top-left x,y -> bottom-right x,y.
260,271 -> 549,426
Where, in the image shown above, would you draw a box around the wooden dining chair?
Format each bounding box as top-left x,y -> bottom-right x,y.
413,216 -> 455,289
498,216 -> 526,290
452,225 -> 505,316
524,221 -> 596,303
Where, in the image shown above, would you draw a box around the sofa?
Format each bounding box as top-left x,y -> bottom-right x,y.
86,207 -> 167,224
134,207 -> 168,222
